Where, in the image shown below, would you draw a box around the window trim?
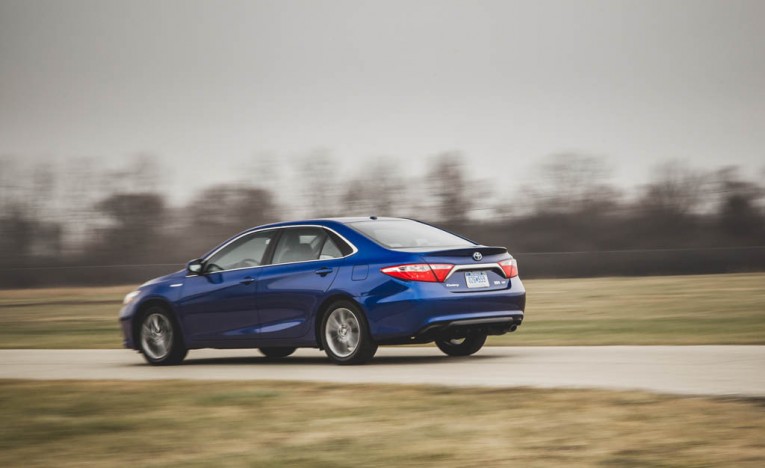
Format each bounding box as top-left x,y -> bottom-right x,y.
198,225 -> 358,274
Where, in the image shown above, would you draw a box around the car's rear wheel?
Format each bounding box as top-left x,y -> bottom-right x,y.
435,333 -> 487,357
321,301 -> 377,365
138,306 -> 187,366
259,347 -> 296,359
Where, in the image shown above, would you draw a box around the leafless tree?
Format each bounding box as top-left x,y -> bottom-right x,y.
427,152 -> 472,225
299,149 -> 340,217
185,184 -> 277,254
638,161 -> 710,218
715,167 -> 764,239
343,159 -> 408,217
107,153 -> 162,194
95,192 -> 167,261
523,153 -> 619,215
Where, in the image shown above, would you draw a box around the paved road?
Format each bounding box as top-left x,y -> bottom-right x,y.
1,346 -> 764,396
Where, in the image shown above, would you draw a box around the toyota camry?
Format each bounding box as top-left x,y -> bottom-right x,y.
119,217 -> 526,365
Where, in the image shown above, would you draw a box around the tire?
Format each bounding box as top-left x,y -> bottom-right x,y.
435,333 -> 487,357
320,300 -> 377,365
138,306 -> 187,366
259,347 -> 296,359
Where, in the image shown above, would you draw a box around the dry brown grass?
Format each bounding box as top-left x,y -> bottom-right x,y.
1,380 -> 764,467
0,285 -> 133,304
489,272 -> 765,345
0,285 -> 133,348
1,273 -> 763,348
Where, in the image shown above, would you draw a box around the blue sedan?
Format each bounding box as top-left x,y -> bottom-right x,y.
120,217 -> 526,365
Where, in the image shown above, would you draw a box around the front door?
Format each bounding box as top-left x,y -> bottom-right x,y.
179,229 -> 276,343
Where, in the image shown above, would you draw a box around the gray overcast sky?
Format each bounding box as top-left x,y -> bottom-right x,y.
1,0 -> 763,199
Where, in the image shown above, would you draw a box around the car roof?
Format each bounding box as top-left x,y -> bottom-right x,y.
252,217 -> 409,230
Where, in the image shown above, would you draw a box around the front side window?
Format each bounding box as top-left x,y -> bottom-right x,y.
206,230 -> 275,272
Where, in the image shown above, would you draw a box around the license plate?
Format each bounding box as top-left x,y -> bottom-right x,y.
465,271 -> 490,289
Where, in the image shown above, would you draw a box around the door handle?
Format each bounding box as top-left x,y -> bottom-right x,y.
314,267 -> 333,277
240,276 -> 255,285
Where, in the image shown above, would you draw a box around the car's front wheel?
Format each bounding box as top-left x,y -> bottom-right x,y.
435,333 -> 487,357
138,306 -> 187,366
320,301 -> 377,365
259,347 -> 296,359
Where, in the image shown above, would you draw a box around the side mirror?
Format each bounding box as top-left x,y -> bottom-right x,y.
186,259 -> 204,275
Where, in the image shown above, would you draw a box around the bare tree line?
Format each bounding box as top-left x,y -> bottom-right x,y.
1,152 -> 763,287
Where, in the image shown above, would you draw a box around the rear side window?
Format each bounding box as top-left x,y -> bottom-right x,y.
320,236 -> 343,259
271,227 -> 354,264
272,227 -> 326,264
320,231 -> 354,259
350,220 -> 473,249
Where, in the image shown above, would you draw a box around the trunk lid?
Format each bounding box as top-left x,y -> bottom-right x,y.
418,246 -> 513,292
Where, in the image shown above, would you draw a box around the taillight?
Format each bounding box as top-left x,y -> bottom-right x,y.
499,259 -> 518,278
429,264 -> 454,282
381,263 -> 455,282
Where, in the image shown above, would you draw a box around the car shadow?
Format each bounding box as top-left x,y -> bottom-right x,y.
176,353 -> 501,367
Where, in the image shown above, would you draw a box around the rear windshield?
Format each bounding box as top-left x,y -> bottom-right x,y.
350,220 -> 474,249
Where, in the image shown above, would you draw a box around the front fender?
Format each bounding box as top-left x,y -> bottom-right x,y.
119,280 -> 186,349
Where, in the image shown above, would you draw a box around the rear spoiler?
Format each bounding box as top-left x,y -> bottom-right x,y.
425,246 -> 509,257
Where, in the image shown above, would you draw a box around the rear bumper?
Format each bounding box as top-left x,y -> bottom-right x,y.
360,276 -> 526,342
424,314 -> 524,335
378,312 -> 524,345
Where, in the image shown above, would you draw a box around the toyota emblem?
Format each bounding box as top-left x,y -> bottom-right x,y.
472,252 -> 483,261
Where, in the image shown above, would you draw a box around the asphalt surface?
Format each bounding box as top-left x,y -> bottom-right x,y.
1,346 -> 763,397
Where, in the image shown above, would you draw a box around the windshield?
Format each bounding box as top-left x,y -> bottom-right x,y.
350,219 -> 474,249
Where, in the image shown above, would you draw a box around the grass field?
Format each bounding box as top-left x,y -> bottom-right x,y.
491,272 -> 765,345
0,273 -> 763,348
1,380 -> 763,467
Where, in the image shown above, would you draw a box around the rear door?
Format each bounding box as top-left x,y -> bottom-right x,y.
255,227 -> 346,339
